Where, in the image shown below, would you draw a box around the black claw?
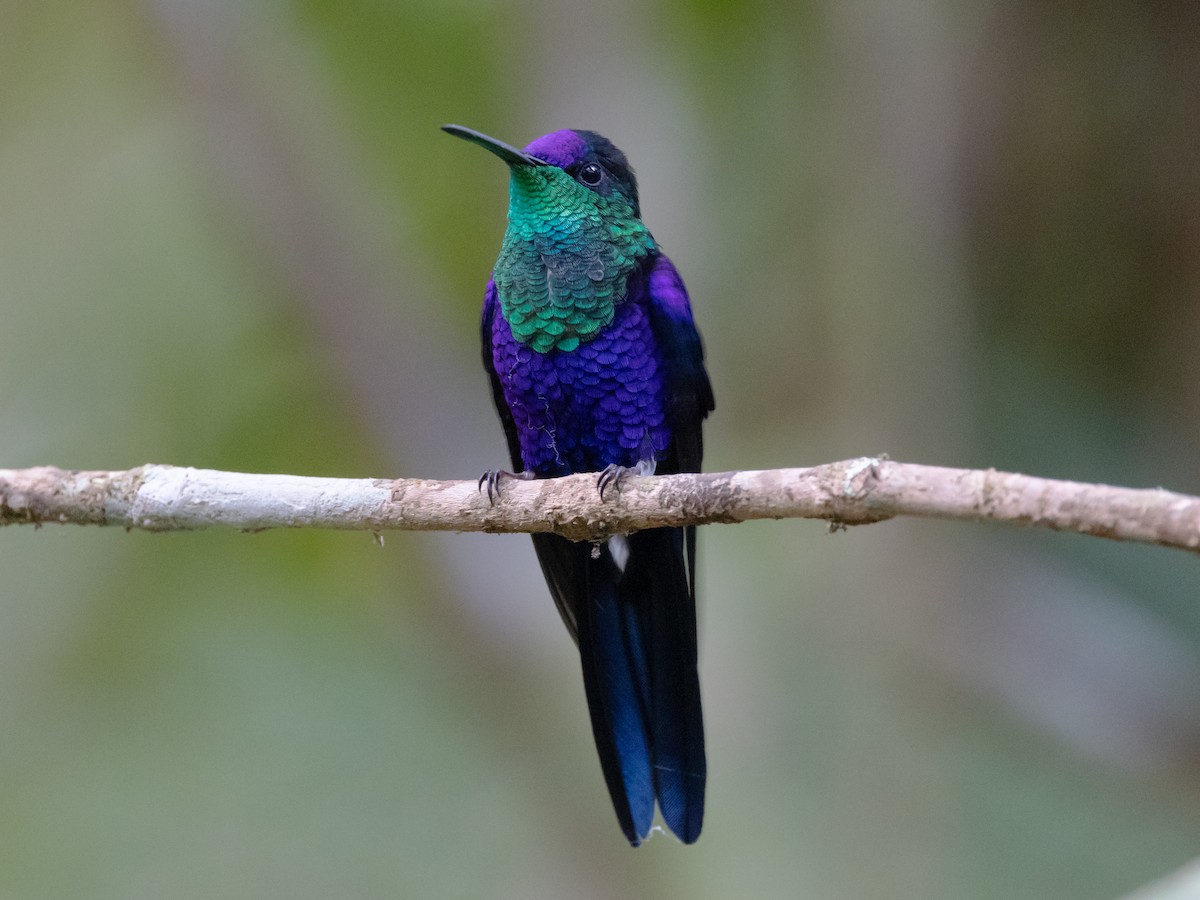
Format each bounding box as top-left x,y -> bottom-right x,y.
478,470 -> 502,505
478,468 -> 534,505
597,464 -> 629,501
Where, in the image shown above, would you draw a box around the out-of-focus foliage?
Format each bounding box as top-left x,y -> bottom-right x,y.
2,1 -> 1199,897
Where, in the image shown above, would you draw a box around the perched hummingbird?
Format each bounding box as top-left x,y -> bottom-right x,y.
443,124 -> 713,846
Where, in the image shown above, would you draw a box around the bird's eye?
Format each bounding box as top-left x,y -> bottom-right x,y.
578,163 -> 604,186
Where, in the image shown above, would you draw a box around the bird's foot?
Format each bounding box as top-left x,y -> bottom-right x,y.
597,457 -> 656,501
478,468 -> 534,505
596,465 -> 627,501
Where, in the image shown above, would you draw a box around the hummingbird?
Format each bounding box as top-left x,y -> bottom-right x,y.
443,124 -> 713,846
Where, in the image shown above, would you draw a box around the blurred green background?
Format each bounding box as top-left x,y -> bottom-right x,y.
2,2 -> 1200,897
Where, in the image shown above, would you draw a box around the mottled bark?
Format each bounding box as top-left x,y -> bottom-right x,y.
2,459 -> 1197,553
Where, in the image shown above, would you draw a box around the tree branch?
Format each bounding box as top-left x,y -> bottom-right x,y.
2,459 -> 1199,553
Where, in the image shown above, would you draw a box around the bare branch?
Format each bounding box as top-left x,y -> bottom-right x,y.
1,459 -> 1198,553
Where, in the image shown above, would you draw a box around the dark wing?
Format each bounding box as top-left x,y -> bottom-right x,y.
645,252 -> 714,598
481,277 -> 524,471
645,253 -> 714,476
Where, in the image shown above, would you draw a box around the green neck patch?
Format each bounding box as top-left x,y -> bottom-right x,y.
493,166 -> 655,354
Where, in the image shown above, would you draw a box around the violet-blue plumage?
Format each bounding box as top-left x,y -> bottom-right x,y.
522,129 -> 589,169
486,268 -> 673,476
445,124 -> 712,846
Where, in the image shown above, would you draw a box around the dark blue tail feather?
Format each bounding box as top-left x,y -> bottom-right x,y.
626,527 -> 705,843
634,528 -> 705,843
545,527 -> 705,845
580,550 -> 656,844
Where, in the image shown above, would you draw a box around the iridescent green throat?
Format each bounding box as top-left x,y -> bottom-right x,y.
493,166 -> 655,354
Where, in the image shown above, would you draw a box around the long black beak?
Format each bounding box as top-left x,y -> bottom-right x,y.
441,125 -> 546,167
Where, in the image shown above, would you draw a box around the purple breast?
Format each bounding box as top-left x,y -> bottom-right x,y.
490,280 -> 670,476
